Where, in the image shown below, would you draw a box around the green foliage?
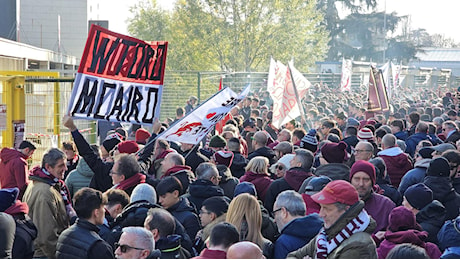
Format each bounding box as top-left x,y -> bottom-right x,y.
127,0 -> 329,72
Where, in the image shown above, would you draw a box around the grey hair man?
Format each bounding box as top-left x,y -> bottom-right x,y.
114,226 -> 155,259
272,190 -> 323,258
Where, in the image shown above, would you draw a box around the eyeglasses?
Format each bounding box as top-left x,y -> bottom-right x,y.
354,149 -> 372,153
276,165 -> 285,170
114,242 -> 145,253
272,207 -> 283,215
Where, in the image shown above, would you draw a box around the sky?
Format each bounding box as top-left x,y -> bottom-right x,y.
100,0 -> 460,42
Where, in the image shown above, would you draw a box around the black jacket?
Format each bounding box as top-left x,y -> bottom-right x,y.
12,214 -> 37,259
217,165 -> 239,199
168,197 -> 201,241
248,146 -> 277,165
424,175 -> 460,221
181,146 -> 209,172
105,201 -> 194,254
184,179 -> 225,212
416,200 -> 447,245
56,219 -> 113,259
230,152 -> 248,179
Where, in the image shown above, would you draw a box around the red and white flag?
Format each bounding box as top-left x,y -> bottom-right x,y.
160,85 -> 250,145
267,58 -> 310,129
340,58 -> 352,92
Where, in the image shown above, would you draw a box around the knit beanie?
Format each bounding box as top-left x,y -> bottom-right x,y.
130,183 -> 157,205
321,141 -> 347,163
357,128 -> 374,141
300,129 -> 319,153
102,132 -> 122,153
117,140 -> 140,154
0,188 -> 19,212
426,157 -> 451,177
202,196 -> 230,217
209,135 -> 227,148
404,183 -> 433,210
388,206 -> 422,232
135,128 -> 151,145
234,182 -> 257,197
213,151 -> 234,167
350,160 -> 376,185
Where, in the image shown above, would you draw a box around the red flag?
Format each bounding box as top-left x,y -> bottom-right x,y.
367,66 -> 389,112
218,77 -> 222,90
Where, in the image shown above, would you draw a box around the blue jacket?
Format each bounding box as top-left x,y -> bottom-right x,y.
398,158 -> 430,195
274,213 -> 323,259
405,133 -> 432,157
394,131 -> 408,141
438,216 -> 460,258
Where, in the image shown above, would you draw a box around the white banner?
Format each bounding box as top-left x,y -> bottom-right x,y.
68,73 -> 162,125
391,62 -> 401,95
160,85 -> 250,145
380,61 -> 391,98
340,58 -> 352,92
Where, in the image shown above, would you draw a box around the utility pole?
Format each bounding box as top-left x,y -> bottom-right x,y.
383,0 -> 386,63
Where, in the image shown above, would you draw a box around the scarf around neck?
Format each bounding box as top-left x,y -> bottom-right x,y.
315,209 -> 370,259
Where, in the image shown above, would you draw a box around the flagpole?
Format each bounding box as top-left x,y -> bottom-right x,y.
287,64 -> 307,125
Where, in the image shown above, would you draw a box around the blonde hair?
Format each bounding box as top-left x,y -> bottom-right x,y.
245,156 -> 269,175
226,193 -> 265,249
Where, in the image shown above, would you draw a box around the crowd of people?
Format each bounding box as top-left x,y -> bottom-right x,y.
1,82 -> 460,259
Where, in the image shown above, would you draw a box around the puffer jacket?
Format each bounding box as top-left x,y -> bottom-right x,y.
65,158 -> 94,198
424,175 -> 460,220
287,201 -> 378,259
168,197 -> 201,241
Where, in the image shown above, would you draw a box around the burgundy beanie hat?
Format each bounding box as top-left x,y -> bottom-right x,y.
388,206 -> 422,232
350,160 -> 376,185
117,140 -> 140,154
321,141 -> 347,163
135,128 -> 151,145
213,151 -> 234,167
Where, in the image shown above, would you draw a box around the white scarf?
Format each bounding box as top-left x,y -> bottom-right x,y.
315,209 -> 370,259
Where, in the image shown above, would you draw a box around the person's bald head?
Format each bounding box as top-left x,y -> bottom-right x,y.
226,241 -> 265,259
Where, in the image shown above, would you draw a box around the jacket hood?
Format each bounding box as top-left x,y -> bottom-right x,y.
164,165 -> 192,176
416,200 -> 446,224
75,158 -> 94,177
314,163 -> 350,181
384,229 -> 428,247
0,147 -> 26,163
284,167 -> 312,191
377,146 -> 404,157
242,171 -> 270,182
252,146 -> 276,160
231,153 -> 248,167
282,213 -> 323,239
188,179 -> 224,198
424,176 -> 457,201
4,200 -> 29,215
378,152 -> 412,168
156,234 -> 182,251
414,158 -> 431,169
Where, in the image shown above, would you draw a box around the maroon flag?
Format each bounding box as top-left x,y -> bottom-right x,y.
367,66 -> 389,112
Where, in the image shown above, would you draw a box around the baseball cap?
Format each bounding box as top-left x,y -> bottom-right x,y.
311,180 -> 359,205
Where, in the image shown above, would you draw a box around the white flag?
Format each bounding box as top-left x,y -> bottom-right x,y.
267,58 -> 310,129
380,61 -> 391,98
340,58 -> 352,92
160,85 -> 250,144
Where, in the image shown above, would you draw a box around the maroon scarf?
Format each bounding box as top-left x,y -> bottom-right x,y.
116,173 -> 146,191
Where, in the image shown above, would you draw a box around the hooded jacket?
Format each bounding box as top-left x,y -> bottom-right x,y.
416,200 -> 446,245
274,213 -> 323,259
398,158 -> 431,195
0,148 -> 29,199
4,200 -> 37,259
185,179 -> 225,211
377,147 -> 413,188
157,234 -> 191,259
168,197 -> 201,241
217,166 -> 239,199
314,163 -> 350,181
438,216 -> 460,256
263,167 -> 313,213
229,151 -> 248,179
239,171 -> 273,202
378,229 -> 441,259
424,175 -> 460,221
65,158 -> 94,198
287,201 -> 377,259
247,146 -> 277,166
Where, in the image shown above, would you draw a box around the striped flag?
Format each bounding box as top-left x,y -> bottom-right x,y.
340,58 -> 352,92
367,66 -> 389,112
